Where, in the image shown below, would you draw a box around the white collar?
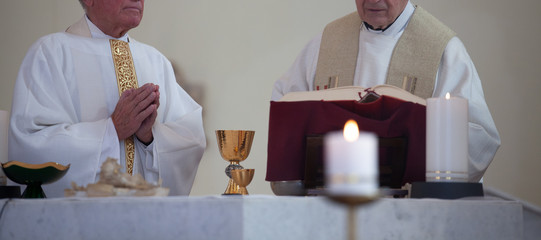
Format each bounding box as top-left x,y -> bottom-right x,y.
85,15 -> 130,42
362,1 -> 415,36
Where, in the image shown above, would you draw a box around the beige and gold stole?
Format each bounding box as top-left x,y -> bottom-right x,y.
110,39 -> 139,175
314,7 -> 455,99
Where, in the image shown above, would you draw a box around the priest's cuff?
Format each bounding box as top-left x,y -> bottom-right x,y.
135,136 -> 154,149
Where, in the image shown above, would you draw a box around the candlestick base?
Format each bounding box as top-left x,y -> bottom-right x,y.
328,194 -> 379,206
410,182 -> 483,199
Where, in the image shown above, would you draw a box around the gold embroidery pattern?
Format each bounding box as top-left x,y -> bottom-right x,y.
124,137 -> 135,175
110,39 -> 139,175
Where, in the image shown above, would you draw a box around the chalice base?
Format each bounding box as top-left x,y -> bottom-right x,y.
223,178 -> 241,195
238,187 -> 249,195
22,183 -> 47,198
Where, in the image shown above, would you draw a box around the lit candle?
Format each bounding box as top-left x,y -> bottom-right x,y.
426,93 -> 468,182
324,120 -> 378,196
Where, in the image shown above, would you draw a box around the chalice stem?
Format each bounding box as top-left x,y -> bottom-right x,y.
225,178 -> 241,194
224,161 -> 243,194
22,182 -> 46,198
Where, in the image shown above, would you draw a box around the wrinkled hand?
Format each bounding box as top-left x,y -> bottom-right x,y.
112,83 -> 159,144
136,85 -> 160,144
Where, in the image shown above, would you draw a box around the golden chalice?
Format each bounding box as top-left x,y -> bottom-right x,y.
216,130 -> 255,195
231,169 -> 255,195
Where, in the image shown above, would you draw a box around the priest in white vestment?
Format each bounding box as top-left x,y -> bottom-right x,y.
8,0 -> 206,197
272,0 -> 500,182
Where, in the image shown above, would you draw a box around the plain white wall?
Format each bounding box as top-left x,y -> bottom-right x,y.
1,0 -> 540,206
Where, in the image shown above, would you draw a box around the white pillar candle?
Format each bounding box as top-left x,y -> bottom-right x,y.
0,110 -> 8,185
426,93 -> 468,182
324,120 -> 378,196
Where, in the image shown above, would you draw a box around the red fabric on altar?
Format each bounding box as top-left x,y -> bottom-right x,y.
266,96 -> 426,186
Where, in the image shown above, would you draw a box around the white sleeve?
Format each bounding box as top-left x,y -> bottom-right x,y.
433,37 -> 501,182
99,118 -> 121,173
271,33 -> 323,101
8,38 -> 114,197
137,59 -> 206,196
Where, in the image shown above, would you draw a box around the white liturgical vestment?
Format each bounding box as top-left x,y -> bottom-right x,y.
272,2 -> 500,182
9,16 -> 206,197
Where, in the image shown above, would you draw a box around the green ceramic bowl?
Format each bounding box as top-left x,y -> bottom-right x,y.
1,161 -> 70,198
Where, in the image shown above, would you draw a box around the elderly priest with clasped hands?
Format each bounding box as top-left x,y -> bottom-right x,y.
271,0 -> 501,182
8,0 -> 206,197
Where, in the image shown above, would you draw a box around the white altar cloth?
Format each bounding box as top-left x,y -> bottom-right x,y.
0,195 -> 522,240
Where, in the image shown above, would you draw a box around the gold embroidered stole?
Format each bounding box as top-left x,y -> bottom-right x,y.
110,39 -> 139,175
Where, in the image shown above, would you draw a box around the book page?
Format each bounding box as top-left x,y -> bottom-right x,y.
278,84 -> 426,105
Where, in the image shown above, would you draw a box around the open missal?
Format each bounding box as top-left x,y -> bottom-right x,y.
278,84 -> 426,105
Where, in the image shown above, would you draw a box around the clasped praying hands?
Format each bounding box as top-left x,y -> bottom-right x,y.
112,83 -> 160,145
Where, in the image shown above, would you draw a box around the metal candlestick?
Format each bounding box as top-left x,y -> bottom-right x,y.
328,195 -> 378,240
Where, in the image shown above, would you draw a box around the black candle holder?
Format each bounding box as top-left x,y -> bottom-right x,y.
410,182 -> 484,199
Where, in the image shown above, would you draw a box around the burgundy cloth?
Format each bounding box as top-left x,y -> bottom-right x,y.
266,96 -> 426,185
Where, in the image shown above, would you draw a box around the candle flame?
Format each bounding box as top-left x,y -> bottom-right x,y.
343,120 -> 359,142
445,92 -> 451,99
